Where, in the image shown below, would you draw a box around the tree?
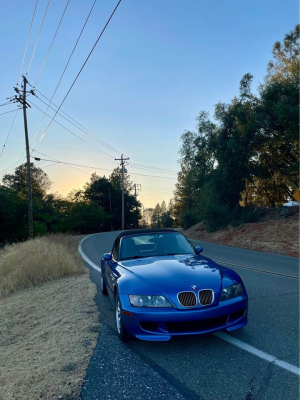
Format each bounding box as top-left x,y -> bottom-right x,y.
266,24 -> 299,83
151,203 -> 161,228
0,186 -> 27,243
80,169 -> 141,230
55,201 -> 109,234
2,163 -> 52,198
173,26 -> 299,230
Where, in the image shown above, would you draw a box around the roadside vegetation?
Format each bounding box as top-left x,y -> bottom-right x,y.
0,235 -> 99,400
0,234 -> 84,297
0,166 -> 141,244
171,25 -> 299,231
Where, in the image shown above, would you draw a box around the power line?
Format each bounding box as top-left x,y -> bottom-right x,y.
31,150 -> 92,175
130,163 -> 177,174
129,164 -> 177,174
31,152 -> 177,180
0,155 -> 27,175
33,0 -> 123,150
28,99 -> 116,158
26,0 -> 51,75
0,109 -> 21,116
31,0 -> 96,146
34,0 -> 71,87
4,95 -> 175,175
0,101 -> 14,107
0,111 -> 19,159
17,0 -> 39,86
28,100 -> 178,175
31,95 -> 177,174
31,90 -> 176,171
33,90 -> 123,154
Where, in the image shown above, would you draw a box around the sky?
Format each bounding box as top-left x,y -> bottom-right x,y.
0,0 -> 298,208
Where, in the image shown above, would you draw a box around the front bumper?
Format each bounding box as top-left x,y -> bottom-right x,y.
119,293 -> 248,341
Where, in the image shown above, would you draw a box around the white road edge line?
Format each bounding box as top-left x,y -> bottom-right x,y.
78,234 -> 101,273
79,234 -> 300,377
214,332 -> 300,376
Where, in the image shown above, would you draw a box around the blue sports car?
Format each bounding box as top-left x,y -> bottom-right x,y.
100,229 -> 248,341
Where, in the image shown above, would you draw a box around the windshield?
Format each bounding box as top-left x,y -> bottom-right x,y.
119,232 -> 195,260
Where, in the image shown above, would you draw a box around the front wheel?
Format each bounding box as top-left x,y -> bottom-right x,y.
115,293 -> 130,342
100,269 -> 108,295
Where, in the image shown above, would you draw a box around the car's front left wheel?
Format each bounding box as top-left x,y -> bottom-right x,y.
100,269 -> 108,295
115,293 -> 130,341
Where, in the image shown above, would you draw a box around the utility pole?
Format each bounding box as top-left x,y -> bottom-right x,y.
22,76 -> 33,239
133,183 -> 141,228
115,154 -> 129,230
108,188 -> 113,231
13,76 -> 34,239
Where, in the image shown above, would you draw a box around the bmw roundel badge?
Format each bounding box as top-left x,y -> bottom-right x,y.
191,285 -> 197,290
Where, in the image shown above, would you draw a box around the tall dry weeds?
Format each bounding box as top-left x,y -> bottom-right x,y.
0,234 -> 85,298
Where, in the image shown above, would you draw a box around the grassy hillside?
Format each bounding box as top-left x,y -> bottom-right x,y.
0,234 -> 85,298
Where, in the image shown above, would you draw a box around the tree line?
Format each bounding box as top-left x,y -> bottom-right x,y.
0,163 -> 141,244
1,26 -> 298,242
141,200 -> 175,229
172,25 -> 299,231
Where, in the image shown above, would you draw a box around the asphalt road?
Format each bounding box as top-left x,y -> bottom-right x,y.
80,231 -> 299,400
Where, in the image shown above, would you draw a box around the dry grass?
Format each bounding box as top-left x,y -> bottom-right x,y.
184,214 -> 299,257
0,234 -> 85,298
0,234 -> 100,399
0,275 -> 99,400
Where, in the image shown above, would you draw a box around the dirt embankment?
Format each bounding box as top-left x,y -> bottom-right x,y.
184,213 -> 299,257
0,235 -> 99,400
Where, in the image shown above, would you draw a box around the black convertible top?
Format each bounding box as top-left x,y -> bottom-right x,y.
117,228 -> 178,239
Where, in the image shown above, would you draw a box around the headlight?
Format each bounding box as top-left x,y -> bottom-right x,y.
129,295 -> 172,307
220,283 -> 243,301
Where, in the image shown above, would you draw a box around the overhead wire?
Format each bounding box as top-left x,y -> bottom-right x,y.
0,109 -> 21,116
0,156 -> 27,175
34,0 -> 71,87
31,0 -> 96,146
31,93 -> 176,174
129,163 -> 177,174
31,150 -> 93,175
33,0 -> 97,148
28,99 -> 116,158
30,97 -> 178,175
33,0 -> 123,151
0,101 -> 14,107
17,0 -> 39,86
31,89 -> 125,155
26,0 -> 51,75
31,151 -> 177,180
0,110 -> 19,159
33,90 -> 123,154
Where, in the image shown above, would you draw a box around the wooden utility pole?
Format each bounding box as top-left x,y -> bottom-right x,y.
108,188 -> 113,231
115,154 -> 129,230
133,183 -> 141,228
22,76 -> 34,239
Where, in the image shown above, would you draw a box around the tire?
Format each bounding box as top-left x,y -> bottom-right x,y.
115,293 -> 130,342
100,269 -> 108,295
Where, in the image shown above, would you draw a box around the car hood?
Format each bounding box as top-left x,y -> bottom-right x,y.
119,254 -> 225,307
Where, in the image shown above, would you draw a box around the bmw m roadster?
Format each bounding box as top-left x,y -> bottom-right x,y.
100,229 -> 248,341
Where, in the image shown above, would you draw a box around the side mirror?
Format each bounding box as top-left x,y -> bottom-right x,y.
103,253 -> 112,261
195,246 -> 203,254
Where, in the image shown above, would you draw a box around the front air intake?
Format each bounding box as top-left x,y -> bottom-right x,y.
177,291 -> 197,307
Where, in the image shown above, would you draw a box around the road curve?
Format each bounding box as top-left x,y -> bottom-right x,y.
80,231 -> 299,400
